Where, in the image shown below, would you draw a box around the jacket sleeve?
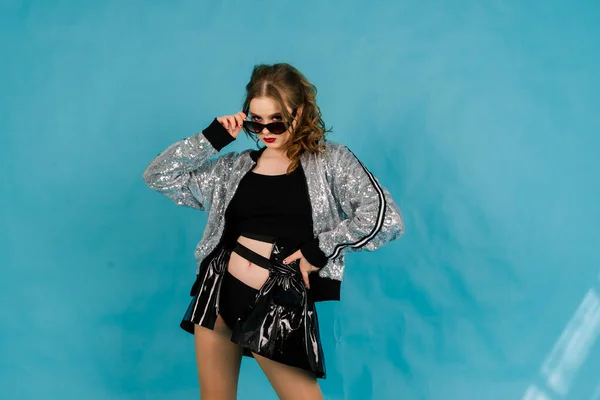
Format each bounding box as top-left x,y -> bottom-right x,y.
300,144 -> 404,268
142,118 -> 238,211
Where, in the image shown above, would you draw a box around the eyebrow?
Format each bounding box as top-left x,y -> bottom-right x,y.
249,112 -> 282,118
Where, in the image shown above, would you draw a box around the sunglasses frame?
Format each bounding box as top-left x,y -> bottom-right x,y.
243,109 -> 298,135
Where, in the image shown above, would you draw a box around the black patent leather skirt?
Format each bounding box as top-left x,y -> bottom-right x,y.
180,234 -> 326,379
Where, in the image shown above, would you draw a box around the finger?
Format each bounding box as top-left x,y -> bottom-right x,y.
236,112 -> 246,124
217,117 -> 228,130
301,263 -> 319,275
302,271 -> 310,288
283,250 -> 300,264
234,114 -> 243,127
298,254 -> 318,273
227,116 -> 237,130
234,114 -> 244,130
229,115 -> 240,129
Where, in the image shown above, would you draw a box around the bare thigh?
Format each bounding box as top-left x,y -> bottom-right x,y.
253,352 -> 324,400
227,236 -> 323,399
194,316 -> 243,400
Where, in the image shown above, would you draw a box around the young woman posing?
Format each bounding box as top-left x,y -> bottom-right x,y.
143,63 -> 404,399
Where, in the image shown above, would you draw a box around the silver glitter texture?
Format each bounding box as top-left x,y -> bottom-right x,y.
143,132 -> 404,281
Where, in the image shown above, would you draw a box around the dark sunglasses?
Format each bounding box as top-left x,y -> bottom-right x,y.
243,110 -> 297,135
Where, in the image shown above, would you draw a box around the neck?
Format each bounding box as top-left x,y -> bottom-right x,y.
263,147 -> 289,160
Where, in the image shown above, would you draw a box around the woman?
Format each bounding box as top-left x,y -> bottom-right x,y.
143,63 -> 404,399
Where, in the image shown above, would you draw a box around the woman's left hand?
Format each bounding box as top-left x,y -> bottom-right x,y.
283,250 -> 319,289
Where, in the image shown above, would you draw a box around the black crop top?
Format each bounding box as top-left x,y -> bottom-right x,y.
223,164 -> 315,247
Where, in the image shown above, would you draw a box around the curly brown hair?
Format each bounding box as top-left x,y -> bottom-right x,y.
241,63 -> 332,174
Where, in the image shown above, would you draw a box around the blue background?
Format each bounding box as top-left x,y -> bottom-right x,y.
2,1 -> 600,399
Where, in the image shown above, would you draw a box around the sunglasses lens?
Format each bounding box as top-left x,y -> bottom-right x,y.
243,121 -> 289,135
267,122 -> 288,134
243,121 -> 262,134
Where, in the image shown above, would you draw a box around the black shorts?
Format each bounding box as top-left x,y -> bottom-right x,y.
180,234 -> 326,379
218,269 -> 259,330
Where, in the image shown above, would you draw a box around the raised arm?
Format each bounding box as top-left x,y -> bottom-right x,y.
142,118 -> 239,211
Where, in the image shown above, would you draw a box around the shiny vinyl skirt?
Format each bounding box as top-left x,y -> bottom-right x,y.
180,236 -> 326,379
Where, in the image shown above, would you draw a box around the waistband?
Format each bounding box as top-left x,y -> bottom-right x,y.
231,233 -> 301,276
232,241 -> 272,270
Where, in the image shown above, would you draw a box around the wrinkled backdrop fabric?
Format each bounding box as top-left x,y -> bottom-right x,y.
2,1 -> 600,399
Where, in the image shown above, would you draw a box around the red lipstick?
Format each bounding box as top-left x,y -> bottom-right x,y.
264,138 -> 276,143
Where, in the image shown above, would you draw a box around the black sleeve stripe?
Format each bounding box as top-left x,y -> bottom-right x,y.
326,148 -> 387,259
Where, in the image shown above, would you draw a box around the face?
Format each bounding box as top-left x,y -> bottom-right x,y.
248,96 -> 297,149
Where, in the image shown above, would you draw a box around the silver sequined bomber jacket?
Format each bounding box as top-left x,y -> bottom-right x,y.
143,118 -> 404,301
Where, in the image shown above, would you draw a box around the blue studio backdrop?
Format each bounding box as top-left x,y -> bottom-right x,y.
2,1 -> 600,399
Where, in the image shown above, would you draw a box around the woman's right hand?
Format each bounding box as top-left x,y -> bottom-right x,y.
217,112 -> 247,138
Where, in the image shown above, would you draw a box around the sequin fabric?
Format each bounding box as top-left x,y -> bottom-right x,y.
142,132 -> 404,281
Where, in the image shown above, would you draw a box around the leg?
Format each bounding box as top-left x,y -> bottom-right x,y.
194,315 -> 243,400
253,352 -> 324,400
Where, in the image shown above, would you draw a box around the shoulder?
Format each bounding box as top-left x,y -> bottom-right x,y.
314,140 -> 364,185
320,139 -> 356,164
322,139 -> 346,152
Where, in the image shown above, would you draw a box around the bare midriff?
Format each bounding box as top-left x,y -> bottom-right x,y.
226,235 -> 272,290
